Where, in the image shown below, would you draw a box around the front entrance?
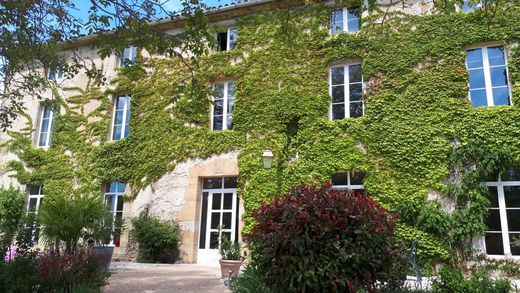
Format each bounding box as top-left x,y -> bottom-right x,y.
197,177 -> 239,264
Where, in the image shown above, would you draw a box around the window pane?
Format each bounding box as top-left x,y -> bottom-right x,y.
209,232 -> 219,249
349,64 -> 362,83
468,69 -> 485,89
38,132 -> 48,147
332,86 -> 344,103
350,102 -> 363,118
112,125 -> 122,140
462,0 -> 477,13
114,110 -> 123,125
487,186 -> 499,208
217,32 -> 227,51
116,97 -> 126,110
510,233 -> 520,255
350,172 -> 366,185
331,9 -> 343,22
485,209 -> 502,231
116,195 -> 124,211
226,116 -> 233,130
488,46 -> 505,66
212,193 -> 222,210
213,116 -> 223,130
199,192 -> 208,249
331,67 -> 344,85
223,193 -> 233,209
349,83 -> 363,101
224,177 -> 238,188
332,103 -> 345,120
117,182 -> 126,193
203,178 -> 222,189
211,213 -> 220,229
227,97 -> 234,115
347,19 -> 359,33
228,28 -> 238,50
469,89 -> 488,107
332,172 -> 348,186
213,99 -> 223,115
222,212 -> 232,229
501,167 -> 520,181
504,186 -> 520,207
492,87 -> 510,106
227,81 -> 236,97
28,198 -> 38,211
29,185 -> 41,195
506,210 -> 520,231
485,232 -> 504,255
490,66 -> 508,87
213,83 -> 224,98
466,48 -> 483,69
347,8 -> 359,32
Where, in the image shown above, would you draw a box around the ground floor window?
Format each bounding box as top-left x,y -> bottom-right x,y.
331,171 -> 365,191
199,177 -> 239,250
485,168 -> 520,256
104,182 -> 125,247
26,185 -> 44,242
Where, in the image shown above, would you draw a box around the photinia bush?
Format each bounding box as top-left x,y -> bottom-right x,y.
248,182 -> 407,293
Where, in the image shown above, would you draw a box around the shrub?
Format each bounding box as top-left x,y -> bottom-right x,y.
229,265 -> 270,293
219,234 -> 241,260
248,182 -> 407,292
432,266 -> 511,293
0,187 -> 25,255
131,207 -> 181,263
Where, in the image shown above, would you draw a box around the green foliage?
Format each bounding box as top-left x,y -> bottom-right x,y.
228,265 -> 271,293
38,193 -> 106,254
131,207 -> 181,263
6,1 -> 520,267
0,187 -> 25,255
0,251 -> 39,293
432,266 -> 511,293
218,234 -> 241,260
248,183 -> 407,292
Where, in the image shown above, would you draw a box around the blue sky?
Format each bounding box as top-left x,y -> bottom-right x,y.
70,0 -> 235,25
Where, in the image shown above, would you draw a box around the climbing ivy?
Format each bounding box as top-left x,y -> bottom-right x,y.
5,1 -> 520,268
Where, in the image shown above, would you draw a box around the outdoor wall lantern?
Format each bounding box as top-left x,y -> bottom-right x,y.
262,149 -> 274,169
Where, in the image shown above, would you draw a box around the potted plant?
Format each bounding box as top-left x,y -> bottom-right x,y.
218,234 -> 243,278
88,211 -> 125,271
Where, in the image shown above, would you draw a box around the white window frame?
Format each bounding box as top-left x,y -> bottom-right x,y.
215,28 -> 238,52
329,63 -> 364,120
111,95 -> 131,141
104,182 -> 125,246
485,179 -> 520,258
331,171 -> 365,190
119,46 -> 137,67
47,68 -> 63,81
37,104 -> 55,148
26,185 -> 44,242
465,45 -> 513,107
330,7 -> 360,34
211,81 -> 234,131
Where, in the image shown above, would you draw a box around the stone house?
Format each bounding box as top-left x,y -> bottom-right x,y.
2,0 -> 520,264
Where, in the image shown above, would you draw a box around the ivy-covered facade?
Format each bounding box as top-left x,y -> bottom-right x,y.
2,0 -> 520,265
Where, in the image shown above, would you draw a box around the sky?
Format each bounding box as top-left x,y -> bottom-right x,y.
69,0 -> 236,26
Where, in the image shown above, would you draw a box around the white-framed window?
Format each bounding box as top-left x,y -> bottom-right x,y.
466,45 -> 511,107
216,28 -> 238,52
37,104 -> 56,147
104,182 -> 125,247
329,63 -> 363,120
331,171 -> 365,190
47,68 -> 63,81
111,95 -> 131,141
484,168 -> 520,257
119,46 -> 138,67
211,81 -> 235,130
26,185 -> 44,242
330,7 -> 360,34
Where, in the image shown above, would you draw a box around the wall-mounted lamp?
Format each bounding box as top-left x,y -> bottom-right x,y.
262,149 -> 274,169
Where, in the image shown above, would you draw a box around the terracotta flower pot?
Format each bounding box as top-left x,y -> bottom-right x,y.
219,259 -> 242,278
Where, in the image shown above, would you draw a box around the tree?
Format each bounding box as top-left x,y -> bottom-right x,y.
0,0 -> 213,131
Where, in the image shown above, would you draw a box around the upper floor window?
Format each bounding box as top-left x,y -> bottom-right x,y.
330,63 -> 363,120
26,185 -> 44,242
484,167 -> 520,257
47,68 -> 63,81
216,28 -> 238,51
38,104 -> 56,147
104,182 -> 126,246
466,46 -> 511,107
330,7 -> 360,34
119,46 -> 137,66
460,0 -> 479,12
331,171 -> 365,190
211,81 -> 235,130
111,95 -> 131,141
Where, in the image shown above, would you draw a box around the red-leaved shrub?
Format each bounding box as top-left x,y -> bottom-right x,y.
248,182 -> 406,293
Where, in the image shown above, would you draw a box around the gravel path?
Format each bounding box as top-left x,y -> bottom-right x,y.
103,262 -> 230,293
